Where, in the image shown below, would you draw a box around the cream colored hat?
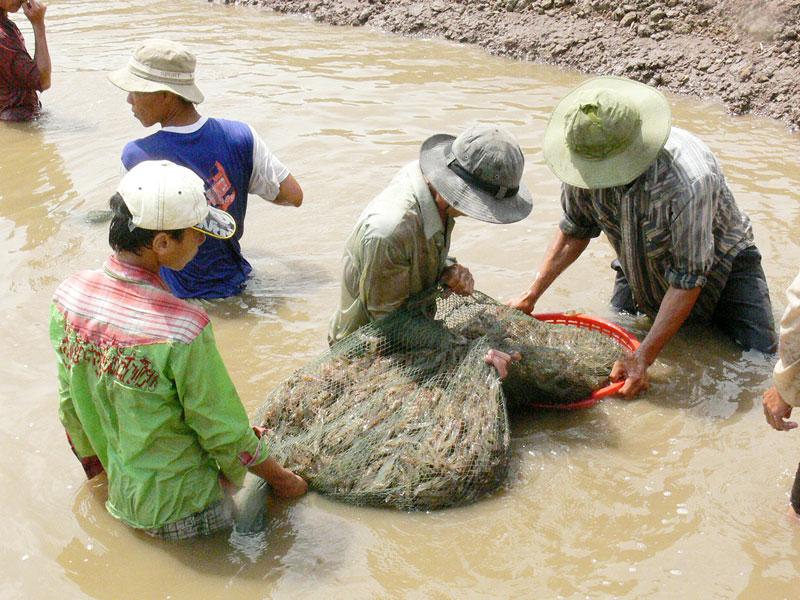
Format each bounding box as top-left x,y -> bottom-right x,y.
108,39 -> 204,104
118,161 -> 235,239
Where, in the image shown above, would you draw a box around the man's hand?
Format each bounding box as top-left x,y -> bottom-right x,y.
506,292 -> 536,315
610,351 -> 649,398
484,349 -> 521,380
763,385 -> 798,431
22,0 -> 46,25
439,264 -> 474,296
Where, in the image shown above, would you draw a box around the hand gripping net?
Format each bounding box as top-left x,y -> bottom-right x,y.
253,290 -> 623,510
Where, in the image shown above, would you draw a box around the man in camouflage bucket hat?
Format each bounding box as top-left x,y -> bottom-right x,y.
509,76 -> 776,398
329,123 -> 532,376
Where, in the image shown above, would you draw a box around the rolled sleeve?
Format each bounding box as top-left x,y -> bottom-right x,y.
774,273 -> 800,407
559,186 -> 602,239
665,268 -> 707,289
173,326 -> 264,487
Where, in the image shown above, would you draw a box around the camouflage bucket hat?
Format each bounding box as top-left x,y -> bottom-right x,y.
419,123 -> 533,224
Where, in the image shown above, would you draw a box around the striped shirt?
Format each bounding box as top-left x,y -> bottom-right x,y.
50,256 -> 265,530
559,127 -> 753,321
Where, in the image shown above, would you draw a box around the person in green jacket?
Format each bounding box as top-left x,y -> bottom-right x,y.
49,160 -> 306,540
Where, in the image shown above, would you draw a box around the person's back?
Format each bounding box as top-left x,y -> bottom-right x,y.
0,0 -> 50,121
121,117 -> 259,298
108,39 -> 303,299
51,161 -> 306,540
51,255 -> 246,528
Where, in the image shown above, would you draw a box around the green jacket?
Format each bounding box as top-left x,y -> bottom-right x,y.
50,257 -> 266,529
329,161 -> 455,343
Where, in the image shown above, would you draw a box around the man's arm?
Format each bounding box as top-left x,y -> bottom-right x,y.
507,229 -> 590,314
611,285 -> 701,397
23,0 -> 50,90
272,173 -> 303,207
764,272 -> 800,429
248,127 -> 302,206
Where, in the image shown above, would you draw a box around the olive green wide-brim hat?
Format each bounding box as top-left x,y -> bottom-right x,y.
543,76 -> 671,189
108,39 -> 205,104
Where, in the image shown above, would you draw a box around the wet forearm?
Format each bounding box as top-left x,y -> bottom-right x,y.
636,286 -> 701,365
32,23 -> 50,90
523,231 -> 589,303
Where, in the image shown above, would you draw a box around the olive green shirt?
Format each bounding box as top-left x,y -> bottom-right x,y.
329,161 -> 455,343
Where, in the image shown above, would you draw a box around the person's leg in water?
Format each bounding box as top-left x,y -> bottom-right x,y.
711,246 -> 777,353
789,462 -> 800,521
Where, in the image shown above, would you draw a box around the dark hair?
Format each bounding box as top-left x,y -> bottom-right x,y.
108,193 -> 184,254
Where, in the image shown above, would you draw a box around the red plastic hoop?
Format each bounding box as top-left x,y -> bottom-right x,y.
522,312 -> 641,410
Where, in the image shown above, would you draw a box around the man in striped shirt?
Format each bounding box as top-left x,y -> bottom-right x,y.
50,161 -> 306,540
510,77 -> 776,397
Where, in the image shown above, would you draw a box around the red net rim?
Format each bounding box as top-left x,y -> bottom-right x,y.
522,312 -> 640,410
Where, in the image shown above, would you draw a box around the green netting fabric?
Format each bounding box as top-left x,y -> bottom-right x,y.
253,289 -> 624,510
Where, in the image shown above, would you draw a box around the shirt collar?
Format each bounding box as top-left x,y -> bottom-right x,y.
161,115 -> 208,134
104,255 -> 170,291
408,161 -> 445,240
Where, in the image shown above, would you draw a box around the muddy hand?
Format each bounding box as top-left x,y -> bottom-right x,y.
610,351 -> 649,398
763,385 -> 798,431
439,264 -> 474,296
484,349 -> 521,380
22,0 -> 46,25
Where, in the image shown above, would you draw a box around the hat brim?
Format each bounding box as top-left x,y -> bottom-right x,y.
543,76 -> 671,189
108,67 -> 205,104
419,134 -> 533,225
193,206 -> 236,240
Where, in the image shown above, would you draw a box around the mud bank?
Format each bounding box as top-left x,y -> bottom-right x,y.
234,0 -> 800,131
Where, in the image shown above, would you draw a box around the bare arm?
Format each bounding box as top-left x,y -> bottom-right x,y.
271,174 -> 303,207
507,229 -> 590,314
23,0 -> 50,90
248,457 -> 307,498
611,285 -> 701,397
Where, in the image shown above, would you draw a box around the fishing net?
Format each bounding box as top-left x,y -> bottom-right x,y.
253,289 -> 625,510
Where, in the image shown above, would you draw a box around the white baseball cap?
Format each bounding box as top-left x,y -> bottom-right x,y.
117,160 -> 236,239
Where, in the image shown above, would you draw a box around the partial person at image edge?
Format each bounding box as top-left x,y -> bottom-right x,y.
49,160 -> 306,540
0,0 -> 51,121
509,75 -> 777,398
763,271 -> 800,519
108,38 -> 303,299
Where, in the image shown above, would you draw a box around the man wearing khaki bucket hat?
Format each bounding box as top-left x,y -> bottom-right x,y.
109,38 -> 304,299
328,123 -> 532,376
509,76 -> 776,397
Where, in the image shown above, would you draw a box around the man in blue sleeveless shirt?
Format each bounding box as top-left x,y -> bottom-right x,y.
109,39 -> 303,299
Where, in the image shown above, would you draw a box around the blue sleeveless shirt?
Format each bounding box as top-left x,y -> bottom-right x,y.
121,118 -> 255,298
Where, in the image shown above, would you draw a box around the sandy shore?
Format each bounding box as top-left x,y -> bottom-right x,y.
235,0 -> 800,131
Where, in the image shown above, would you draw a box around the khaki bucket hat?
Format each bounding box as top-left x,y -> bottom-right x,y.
543,76 -> 671,189
419,124 -> 533,224
109,39 -> 204,104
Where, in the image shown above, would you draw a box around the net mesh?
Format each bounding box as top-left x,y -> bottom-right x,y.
253,289 -> 624,510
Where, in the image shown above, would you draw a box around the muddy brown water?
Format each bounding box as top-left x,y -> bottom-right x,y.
2,0 -> 800,598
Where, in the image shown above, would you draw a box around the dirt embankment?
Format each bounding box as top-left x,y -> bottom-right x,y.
235,0 -> 800,131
